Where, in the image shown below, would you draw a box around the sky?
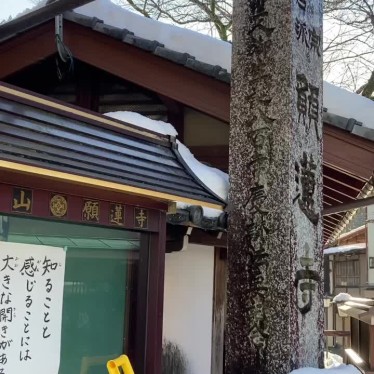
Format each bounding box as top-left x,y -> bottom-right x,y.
0,0 -> 34,20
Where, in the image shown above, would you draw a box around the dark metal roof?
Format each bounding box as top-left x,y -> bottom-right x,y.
0,83 -> 225,207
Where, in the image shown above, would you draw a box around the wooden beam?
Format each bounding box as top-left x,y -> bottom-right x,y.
324,330 -> 350,337
324,215 -> 341,223
0,21 -> 56,79
323,216 -> 340,226
63,21 -> 230,122
211,247 -> 227,374
324,124 -> 374,180
324,195 -> 374,216
323,193 -> 345,204
323,222 -> 338,232
323,165 -> 365,192
323,182 -> 359,200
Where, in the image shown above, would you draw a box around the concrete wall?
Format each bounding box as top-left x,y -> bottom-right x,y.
163,244 -> 215,374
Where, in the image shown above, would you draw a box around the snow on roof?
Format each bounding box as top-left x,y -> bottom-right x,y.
105,111 -> 178,137
324,82 -> 374,129
76,0 -> 232,72
105,111 -> 229,210
290,365 -> 360,374
76,0 -> 374,129
324,243 -> 366,256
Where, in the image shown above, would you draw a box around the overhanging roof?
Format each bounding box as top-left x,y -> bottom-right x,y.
0,11 -> 372,243
324,243 -> 366,256
0,82 -> 225,209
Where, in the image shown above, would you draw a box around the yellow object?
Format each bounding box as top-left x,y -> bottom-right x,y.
107,355 -> 135,374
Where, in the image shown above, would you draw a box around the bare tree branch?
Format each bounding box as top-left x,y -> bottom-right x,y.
115,0 -> 373,97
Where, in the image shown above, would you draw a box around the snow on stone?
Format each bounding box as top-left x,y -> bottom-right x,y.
324,82 -> 374,129
333,293 -> 352,303
77,0 -> 374,129
76,0 -> 232,72
290,365 -> 360,374
104,111 -> 229,207
324,243 -> 366,256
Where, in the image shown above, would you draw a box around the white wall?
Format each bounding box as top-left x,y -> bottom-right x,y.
163,244 -> 215,374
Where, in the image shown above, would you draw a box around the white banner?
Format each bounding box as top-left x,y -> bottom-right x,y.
0,242 -> 66,374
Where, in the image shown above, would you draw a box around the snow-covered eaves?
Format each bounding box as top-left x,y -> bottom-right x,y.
71,1 -> 374,136
3,0 -> 373,136
104,111 -> 229,229
0,83 -> 225,209
324,243 -> 366,256
63,10 -> 231,84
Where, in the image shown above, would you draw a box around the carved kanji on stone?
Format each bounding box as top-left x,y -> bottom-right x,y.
295,19 -> 310,47
295,152 -> 319,224
310,28 -> 321,56
296,73 -> 320,138
297,0 -> 306,10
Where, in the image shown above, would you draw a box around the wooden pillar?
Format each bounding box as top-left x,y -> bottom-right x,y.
226,0 -> 324,372
211,247 -> 227,374
76,64 -> 99,111
370,325 -> 374,370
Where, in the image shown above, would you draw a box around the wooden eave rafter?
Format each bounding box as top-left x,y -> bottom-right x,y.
323,182 -> 358,200
324,124 -> 374,181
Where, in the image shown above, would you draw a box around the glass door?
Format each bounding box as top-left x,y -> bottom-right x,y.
0,215 -> 146,374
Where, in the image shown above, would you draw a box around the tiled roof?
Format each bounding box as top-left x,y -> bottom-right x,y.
63,11 -> 231,84
63,11 -> 374,142
0,83 -> 225,207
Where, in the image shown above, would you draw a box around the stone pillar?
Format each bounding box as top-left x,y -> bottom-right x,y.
226,0 -> 324,372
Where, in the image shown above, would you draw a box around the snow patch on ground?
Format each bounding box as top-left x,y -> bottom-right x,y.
290,365 -> 360,374
76,0 -> 232,72
104,111 -> 229,204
